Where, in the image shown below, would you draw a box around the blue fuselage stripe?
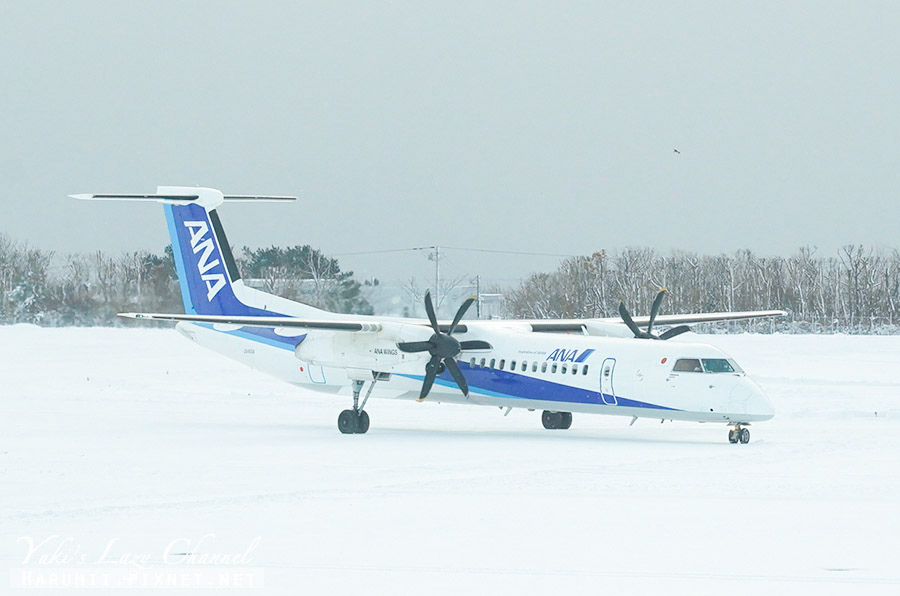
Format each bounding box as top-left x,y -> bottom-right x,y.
398,363 -> 678,410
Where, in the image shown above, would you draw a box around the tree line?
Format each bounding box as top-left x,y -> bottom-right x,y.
0,234 -> 372,326
505,246 -> 900,333
5,232 -> 900,333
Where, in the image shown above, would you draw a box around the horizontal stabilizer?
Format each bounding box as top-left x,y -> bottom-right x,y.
221,195 -> 297,202
70,193 -> 296,204
70,193 -> 199,204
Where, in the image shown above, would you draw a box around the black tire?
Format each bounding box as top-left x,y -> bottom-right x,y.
728,429 -> 738,443
739,428 -> 750,444
559,412 -> 573,429
338,409 -> 358,434
356,410 -> 370,434
542,410 -> 562,429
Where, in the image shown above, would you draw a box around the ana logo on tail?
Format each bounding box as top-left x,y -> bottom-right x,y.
183,220 -> 226,301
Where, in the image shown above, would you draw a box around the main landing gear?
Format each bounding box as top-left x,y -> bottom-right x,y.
339,378 -> 377,434
728,424 -> 751,444
542,410 -> 572,430
338,409 -> 369,434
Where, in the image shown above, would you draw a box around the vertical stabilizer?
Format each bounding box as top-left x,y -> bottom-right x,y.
71,186 -> 303,318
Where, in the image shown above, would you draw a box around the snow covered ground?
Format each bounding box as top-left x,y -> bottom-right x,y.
2,326 -> 899,594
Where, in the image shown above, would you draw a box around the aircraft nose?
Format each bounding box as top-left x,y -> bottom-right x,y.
726,379 -> 775,421
747,380 -> 775,420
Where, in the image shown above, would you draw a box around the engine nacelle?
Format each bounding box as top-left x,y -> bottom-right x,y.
583,321 -> 634,338
294,323 -> 431,371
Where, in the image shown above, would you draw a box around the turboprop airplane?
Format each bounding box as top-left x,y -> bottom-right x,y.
72,186 -> 782,443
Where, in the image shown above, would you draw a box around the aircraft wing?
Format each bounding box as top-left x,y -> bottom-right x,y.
512,309 -> 787,334
119,312 -> 385,331
119,312 -> 474,334
624,309 -> 787,326
121,308 -> 786,335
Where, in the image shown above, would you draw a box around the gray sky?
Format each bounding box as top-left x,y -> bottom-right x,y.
3,1 -> 899,286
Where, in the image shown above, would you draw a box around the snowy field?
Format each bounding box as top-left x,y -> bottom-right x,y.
2,325 -> 899,595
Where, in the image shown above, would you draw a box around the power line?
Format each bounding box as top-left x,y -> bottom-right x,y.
332,245 -> 578,258
331,246 -> 434,256
440,246 -> 578,258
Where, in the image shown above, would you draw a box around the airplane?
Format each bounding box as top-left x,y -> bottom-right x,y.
71,186 -> 783,443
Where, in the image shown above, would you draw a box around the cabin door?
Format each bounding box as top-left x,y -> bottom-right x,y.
600,358 -> 618,405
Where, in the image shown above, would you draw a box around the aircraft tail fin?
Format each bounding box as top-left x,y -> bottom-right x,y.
71,186 -> 296,316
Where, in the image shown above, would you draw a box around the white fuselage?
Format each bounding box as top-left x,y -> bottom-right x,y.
177,320 -> 775,424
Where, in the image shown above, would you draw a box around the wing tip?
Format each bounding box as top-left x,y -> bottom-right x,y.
117,312 -> 146,320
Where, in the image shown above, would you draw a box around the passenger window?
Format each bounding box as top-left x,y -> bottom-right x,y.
510,360 -> 516,371
541,362 -> 548,373
470,358 -> 476,367
521,361 -> 527,372
499,359 -> 505,370
673,358 -> 703,373
532,362 -> 538,372
551,363 -> 558,374
572,364 -> 578,375
480,358 -> 486,368
561,364 -> 567,374
490,358 -> 496,369
582,365 -> 589,375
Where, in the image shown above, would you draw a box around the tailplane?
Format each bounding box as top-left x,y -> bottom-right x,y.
71,186 -> 302,317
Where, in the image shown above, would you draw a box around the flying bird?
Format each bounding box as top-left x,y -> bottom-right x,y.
673,149 -> 681,154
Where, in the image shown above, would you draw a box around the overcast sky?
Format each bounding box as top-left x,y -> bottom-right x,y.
2,1 -> 899,286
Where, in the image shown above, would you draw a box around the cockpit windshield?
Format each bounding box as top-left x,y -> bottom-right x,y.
673,358 -> 702,372
701,358 -> 735,373
672,358 -> 743,373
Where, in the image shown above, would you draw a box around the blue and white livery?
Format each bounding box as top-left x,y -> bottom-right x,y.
72,186 -> 781,443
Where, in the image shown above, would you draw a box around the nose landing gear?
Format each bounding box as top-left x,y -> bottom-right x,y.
338,408 -> 369,434
728,424 -> 751,444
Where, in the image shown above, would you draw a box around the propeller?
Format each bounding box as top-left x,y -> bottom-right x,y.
397,291 -> 486,401
618,288 -> 692,340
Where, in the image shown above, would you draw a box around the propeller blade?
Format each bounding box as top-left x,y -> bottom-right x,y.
424,291 -> 440,335
418,356 -> 441,401
659,325 -> 691,340
448,296 -> 476,335
397,341 -> 433,353
459,340 -> 492,351
444,358 -> 469,397
618,302 -> 645,339
647,288 -> 667,336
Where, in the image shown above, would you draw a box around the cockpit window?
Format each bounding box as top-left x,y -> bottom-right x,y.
673,358 -> 702,372
701,358 -> 740,373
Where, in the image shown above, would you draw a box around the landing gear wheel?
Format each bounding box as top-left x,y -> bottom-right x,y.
542,410 -> 572,430
739,427 -> 750,444
542,410 -> 560,429
356,410 -> 370,434
728,429 -> 738,443
338,409 -> 358,434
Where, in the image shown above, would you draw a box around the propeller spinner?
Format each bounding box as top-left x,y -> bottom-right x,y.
397,291 -> 488,401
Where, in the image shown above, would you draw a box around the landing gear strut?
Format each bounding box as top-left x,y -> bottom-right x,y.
728,424 -> 751,444
541,410 -> 573,430
339,378 -> 376,434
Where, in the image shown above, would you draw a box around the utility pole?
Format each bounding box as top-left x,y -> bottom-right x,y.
475,275 -> 481,318
434,245 -> 440,308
